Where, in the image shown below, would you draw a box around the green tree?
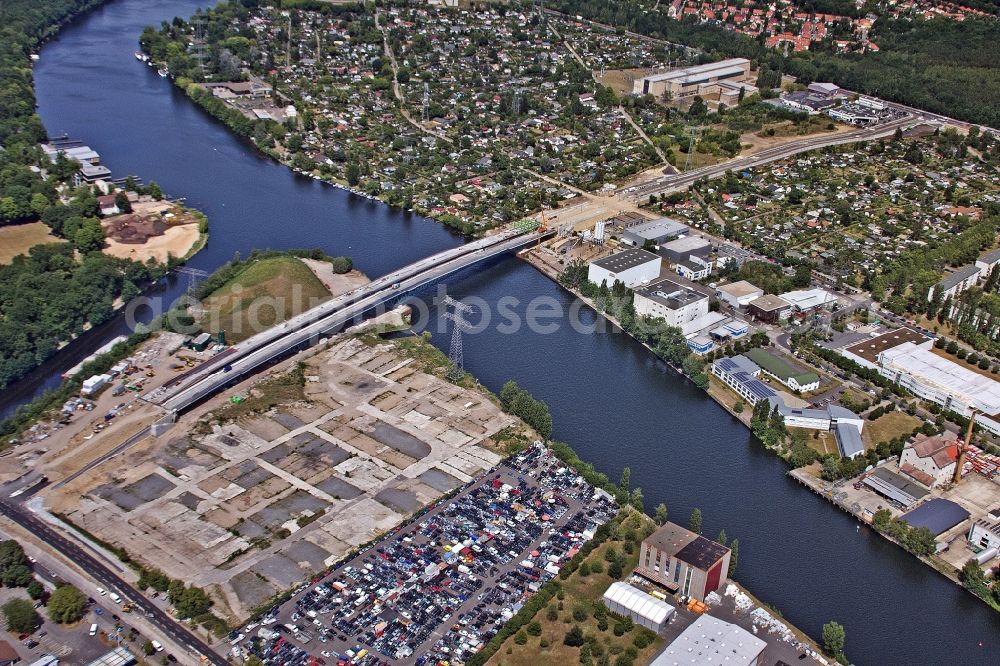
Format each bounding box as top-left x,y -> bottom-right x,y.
26,580 -> 44,600
345,163 -> 361,187
822,621 -> 846,660
564,625 -> 585,647
47,584 -> 87,624
717,529 -> 727,546
619,467 -> 631,494
1,598 -> 38,633
689,508 -> 702,534
728,539 -> 739,576
654,503 -> 668,526
143,640 -> 156,656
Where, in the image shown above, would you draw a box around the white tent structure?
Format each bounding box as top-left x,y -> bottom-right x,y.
602,582 -> 675,632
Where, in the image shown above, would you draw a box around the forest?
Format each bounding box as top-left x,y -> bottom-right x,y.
0,244 -> 165,389
550,0 -> 1000,127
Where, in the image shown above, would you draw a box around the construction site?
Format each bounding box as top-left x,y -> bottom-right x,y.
42,333 -> 516,621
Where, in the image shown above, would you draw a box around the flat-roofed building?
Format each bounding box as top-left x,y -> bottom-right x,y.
621,218 -> 688,247
649,615 -> 766,666
675,257 -> 712,281
633,277 -> 708,328
745,348 -> 820,392
588,248 -> 661,288
747,294 -> 791,323
636,522 -> 731,602
779,288 -> 837,312
839,328 -> 932,370
659,235 -> 712,263
968,506 -> 1000,557
633,58 -> 752,98
878,342 -> 1000,435
716,280 -> 763,309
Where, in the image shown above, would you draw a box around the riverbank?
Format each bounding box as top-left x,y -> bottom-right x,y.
520,245 -> 1000,620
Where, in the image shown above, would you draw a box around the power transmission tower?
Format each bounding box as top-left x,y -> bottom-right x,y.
683,126 -> 702,173
422,82 -> 430,122
442,296 -> 475,381
287,14 -> 292,68
175,266 -> 209,293
190,13 -> 208,75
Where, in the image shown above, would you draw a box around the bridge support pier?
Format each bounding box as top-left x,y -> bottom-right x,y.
151,410 -> 178,437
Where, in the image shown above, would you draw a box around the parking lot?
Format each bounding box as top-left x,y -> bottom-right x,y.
237,444 -> 616,666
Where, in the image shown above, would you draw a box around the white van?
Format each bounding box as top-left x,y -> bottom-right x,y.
109,592 -> 122,604
151,640 -> 163,652
96,587 -> 106,596
90,623 -> 98,636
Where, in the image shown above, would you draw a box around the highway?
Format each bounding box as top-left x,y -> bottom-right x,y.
618,114 -> 914,200
0,496 -> 225,666
156,229 -> 552,414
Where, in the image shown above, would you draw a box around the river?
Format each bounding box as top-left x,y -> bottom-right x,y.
14,0 -> 1000,662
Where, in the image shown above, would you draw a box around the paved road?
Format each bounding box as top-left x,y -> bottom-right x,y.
618,115 -> 913,199
0,498 -> 226,666
157,231 -> 551,414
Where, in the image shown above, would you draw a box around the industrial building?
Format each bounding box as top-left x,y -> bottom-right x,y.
659,235 -> 712,263
808,82 -> 842,98
636,522 -> 731,602
744,348 -> 820,392
967,506 -> 1000,562
716,280 -> 763,309
633,277 -> 709,328
778,288 -> 837,312
828,103 -> 880,125
898,433 -> 959,488
588,248 -> 661,288
675,257 -> 713,281
632,58 -> 752,98
621,218 -> 688,247
84,648 -> 135,666
839,328 -> 931,370
877,342 -> 1000,436
764,397 -> 865,458
746,294 -> 792,323
901,499 -> 969,537
862,467 -> 929,508
601,582 -> 676,633
649,615 -> 766,666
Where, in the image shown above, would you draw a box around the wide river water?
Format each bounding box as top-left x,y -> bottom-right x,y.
10,0 -> 1000,662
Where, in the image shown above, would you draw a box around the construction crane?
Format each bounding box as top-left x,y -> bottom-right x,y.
952,408 -> 980,485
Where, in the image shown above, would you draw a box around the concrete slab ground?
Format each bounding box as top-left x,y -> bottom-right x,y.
43,335 -> 516,621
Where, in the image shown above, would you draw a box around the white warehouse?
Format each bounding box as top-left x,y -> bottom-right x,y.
602,582 -> 676,633
588,248 -> 661,288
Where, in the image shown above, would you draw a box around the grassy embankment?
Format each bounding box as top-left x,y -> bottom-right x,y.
484,509 -> 663,666
198,255 -> 331,344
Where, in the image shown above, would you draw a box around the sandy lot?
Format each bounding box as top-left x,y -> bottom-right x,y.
300,259 -> 369,294
0,222 -> 62,264
102,223 -> 200,264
